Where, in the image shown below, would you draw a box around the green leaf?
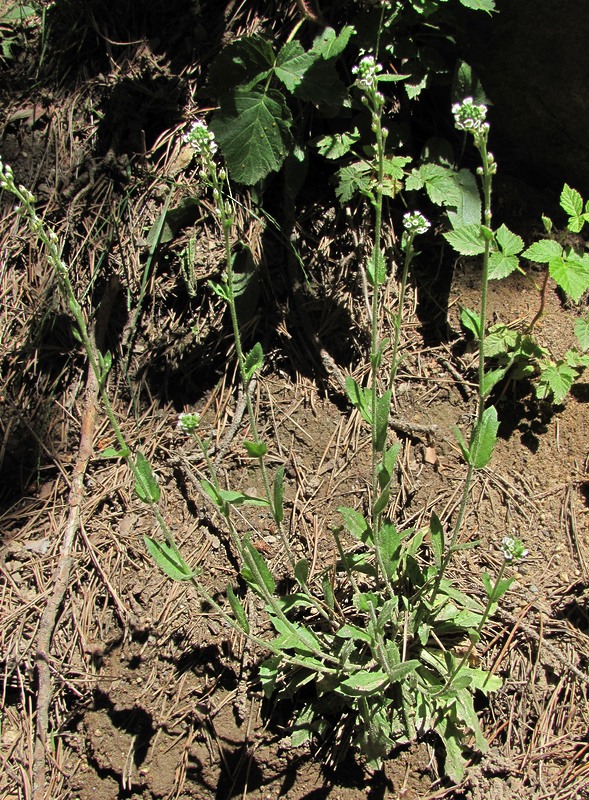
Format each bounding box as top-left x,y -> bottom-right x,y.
339,670 -> 389,696
97,446 -> 131,459
460,306 -> 481,339
536,362 -> 576,404
443,223 -> 486,256
429,512 -> 444,569
454,426 -> 470,463
227,585 -> 250,633
274,41 -> 316,92
560,183 -> 585,231
259,655 -> 280,697
488,251 -> 519,280
407,164 -> 462,207
575,316 -> 589,350
294,558 -> 309,587
243,440 -> 267,458
335,161 -> 372,204
134,451 -> 161,503
208,279 -> 230,301
373,488 -> 390,517
309,25 -> 355,60
244,537 -> 276,594
273,465 -> 285,524
206,35 -> 275,95
316,129 -> 360,160
295,58 -> 348,112
211,88 -> 292,184
244,342 -> 264,382
470,405 -> 499,469
367,247 -> 387,287
335,623 -> 373,643
446,169 -> 481,227
375,390 -> 391,452
376,521 -> 402,579
549,253 -> 589,303
482,366 -> 508,397
388,660 -> 421,683
338,506 -> 372,543
459,0 -> 495,11
144,535 -> 193,581
345,376 -> 372,423
522,239 -> 562,264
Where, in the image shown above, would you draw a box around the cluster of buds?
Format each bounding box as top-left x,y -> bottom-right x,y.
452,96 -> 489,137
176,412 -> 201,435
500,535 -> 528,562
403,211 -> 430,236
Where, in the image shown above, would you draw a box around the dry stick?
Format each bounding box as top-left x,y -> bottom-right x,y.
32,277 -> 119,800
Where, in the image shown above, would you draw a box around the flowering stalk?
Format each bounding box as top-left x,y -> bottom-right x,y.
389,212 -> 430,388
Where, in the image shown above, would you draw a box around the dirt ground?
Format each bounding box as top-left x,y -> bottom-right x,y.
1,3 -> 589,800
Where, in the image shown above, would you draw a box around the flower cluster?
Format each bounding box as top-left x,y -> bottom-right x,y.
403,211 -> 430,235
183,119 -> 218,159
352,54 -> 383,93
176,412 -> 201,435
452,97 -> 489,137
500,535 -> 528,562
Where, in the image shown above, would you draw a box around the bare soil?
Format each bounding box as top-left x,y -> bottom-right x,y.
1,3 -> 589,800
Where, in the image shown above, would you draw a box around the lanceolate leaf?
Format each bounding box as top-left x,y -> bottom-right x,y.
211,88 -> 292,184
470,405 -> 499,469
244,342 -> 264,381
134,451 -> 160,503
144,536 -> 193,581
227,585 -> 250,634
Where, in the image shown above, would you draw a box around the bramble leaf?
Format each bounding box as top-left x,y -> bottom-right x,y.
309,25 -> 355,60
574,316 -> 589,350
211,88 -> 292,184
458,0 -> 495,11
444,223 -> 486,256
536,362 -> 576,404
522,239 -> 562,264
406,164 -> 461,207
274,40 -> 315,92
549,253 -> 589,303
316,129 -> 360,159
206,35 -> 274,95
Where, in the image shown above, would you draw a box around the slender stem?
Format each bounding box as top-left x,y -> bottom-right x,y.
388,232 -> 415,390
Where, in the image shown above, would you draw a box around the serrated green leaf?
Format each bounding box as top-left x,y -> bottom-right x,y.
206,35 -> 275,95
244,342 -> 264,381
211,88 -> 292,184
574,316 -> 589,350
536,363 -> 576,404
273,464 -> 285,524
227,584 -> 250,633
144,535 -> 193,581
560,183 -> 583,219
408,164 -> 462,207
274,40 -> 316,92
443,223 -> 486,256
488,251 -> 519,280
295,57 -> 347,112
134,451 -> 160,503
470,405 -> 499,469
494,223 -> 524,257
335,161 -> 371,204
522,239 -> 562,264
316,129 -> 360,159
549,253 -> 589,303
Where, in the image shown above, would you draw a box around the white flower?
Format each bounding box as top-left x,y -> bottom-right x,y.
403,211 -> 430,235
352,53 -> 383,92
452,97 -> 489,136
501,535 -> 528,562
177,412 -> 201,434
183,119 -> 218,157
